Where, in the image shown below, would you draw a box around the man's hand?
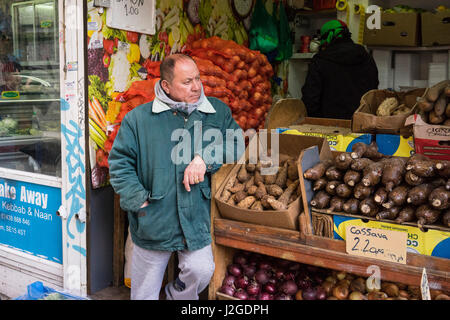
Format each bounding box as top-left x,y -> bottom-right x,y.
183,154 -> 206,192
140,200 -> 150,208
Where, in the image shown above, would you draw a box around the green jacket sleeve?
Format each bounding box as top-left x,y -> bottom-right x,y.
108,115 -> 149,212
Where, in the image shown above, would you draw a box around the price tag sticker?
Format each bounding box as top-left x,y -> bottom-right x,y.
345,225 -> 407,264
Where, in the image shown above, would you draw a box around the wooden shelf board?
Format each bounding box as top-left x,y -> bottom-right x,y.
213,218 -> 450,292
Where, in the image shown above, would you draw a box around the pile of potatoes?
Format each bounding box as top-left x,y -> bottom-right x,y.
304,141 -> 450,230
416,80 -> 450,125
218,155 -> 301,211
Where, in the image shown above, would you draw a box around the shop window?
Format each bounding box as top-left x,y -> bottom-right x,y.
0,0 -> 60,177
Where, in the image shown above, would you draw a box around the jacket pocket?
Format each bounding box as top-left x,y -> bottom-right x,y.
135,203 -> 172,241
149,167 -> 169,200
200,186 -> 211,200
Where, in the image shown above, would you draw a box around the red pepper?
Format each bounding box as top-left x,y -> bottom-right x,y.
126,31 -> 139,43
114,37 -> 119,48
103,39 -> 115,55
158,31 -> 168,44
103,52 -> 111,68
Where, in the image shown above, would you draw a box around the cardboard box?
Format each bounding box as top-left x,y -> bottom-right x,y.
363,12 -> 420,46
405,114 -> 450,160
352,88 -> 426,134
214,133 -> 331,230
333,215 -> 450,259
421,11 -> 450,46
375,134 -> 415,157
279,126 -> 372,152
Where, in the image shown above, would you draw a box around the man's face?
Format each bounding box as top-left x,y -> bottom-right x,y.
162,59 -> 202,104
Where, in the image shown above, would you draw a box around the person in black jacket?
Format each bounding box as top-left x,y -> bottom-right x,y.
301,19 -> 379,119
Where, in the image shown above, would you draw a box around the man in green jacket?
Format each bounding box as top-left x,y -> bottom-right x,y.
108,54 -> 244,300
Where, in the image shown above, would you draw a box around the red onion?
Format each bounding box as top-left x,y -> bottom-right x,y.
279,280 -> 298,296
268,277 -> 277,285
258,261 -> 273,271
258,292 -> 273,300
242,264 -> 256,278
233,253 -> 247,266
316,286 -> 327,300
273,267 -> 286,280
276,259 -> 291,268
235,276 -> 249,289
302,287 -> 317,300
263,282 -> 277,294
255,269 -> 270,285
227,264 -> 242,277
288,262 -> 301,271
222,275 -> 236,287
284,271 -> 296,281
233,288 -> 249,300
296,277 -> 313,290
219,285 -> 235,297
248,295 -> 257,300
275,293 -> 293,300
246,280 -> 261,296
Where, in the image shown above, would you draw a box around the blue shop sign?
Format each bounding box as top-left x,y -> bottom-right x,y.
0,178 -> 62,263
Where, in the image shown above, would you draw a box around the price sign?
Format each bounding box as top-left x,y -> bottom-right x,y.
106,0 -> 156,35
345,225 -> 407,264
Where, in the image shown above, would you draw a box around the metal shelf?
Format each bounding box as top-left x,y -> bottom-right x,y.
368,45 -> 450,52
290,52 -> 316,60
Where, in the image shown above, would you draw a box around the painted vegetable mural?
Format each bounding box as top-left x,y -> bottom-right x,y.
86,0 -> 278,188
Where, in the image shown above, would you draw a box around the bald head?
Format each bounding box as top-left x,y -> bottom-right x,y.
160,54 -> 196,83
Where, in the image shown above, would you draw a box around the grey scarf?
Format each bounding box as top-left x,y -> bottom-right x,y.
154,80 -> 205,116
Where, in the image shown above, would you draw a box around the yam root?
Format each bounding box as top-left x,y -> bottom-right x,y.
220,172 -> 237,200
226,194 -> 236,205
344,170 -> 361,187
428,110 -> 445,124
267,197 -> 287,211
244,176 -> 255,191
417,97 -> 434,112
329,196 -> 345,212
446,85 -> 450,97
313,178 -> 327,192
310,191 -> 331,209
359,197 -> 378,217
237,165 -> 250,183
303,159 -> 333,180
354,183 -> 373,200
229,183 -> 245,193
410,160 -> 436,178
362,161 -> 385,187
254,170 -> 264,185
255,182 -> 267,200
350,158 -> 373,171
364,141 -> 384,160
442,210 -> 450,228
247,185 -> 258,196
381,158 -> 407,192
404,170 -> 425,186
351,142 -> 368,159
446,103 -> 450,118
237,196 -> 256,209
447,178 -> 450,191
434,160 -> 450,178
407,183 -> 435,206
325,166 -> 343,181
335,153 -> 353,170
386,185 -> 409,207
261,194 -> 275,209
416,204 -> 441,228
395,206 -> 416,224
428,186 -> 450,210
287,160 -> 299,180
250,200 -> 263,211
426,80 -> 449,102
374,187 -> 389,205
343,198 -> 360,214
275,162 -> 288,188
406,153 -> 429,171
263,172 -> 277,185
325,180 -> 341,195
246,162 -> 257,173
336,184 -> 353,198
234,190 -> 247,203
376,206 -> 401,220
267,184 -> 283,197
433,91 -> 447,116
278,180 -> 299,206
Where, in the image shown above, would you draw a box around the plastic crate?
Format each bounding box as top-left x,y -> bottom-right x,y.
313,0 -> 336,10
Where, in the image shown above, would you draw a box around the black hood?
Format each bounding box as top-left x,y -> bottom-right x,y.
315,38 -> 371,65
